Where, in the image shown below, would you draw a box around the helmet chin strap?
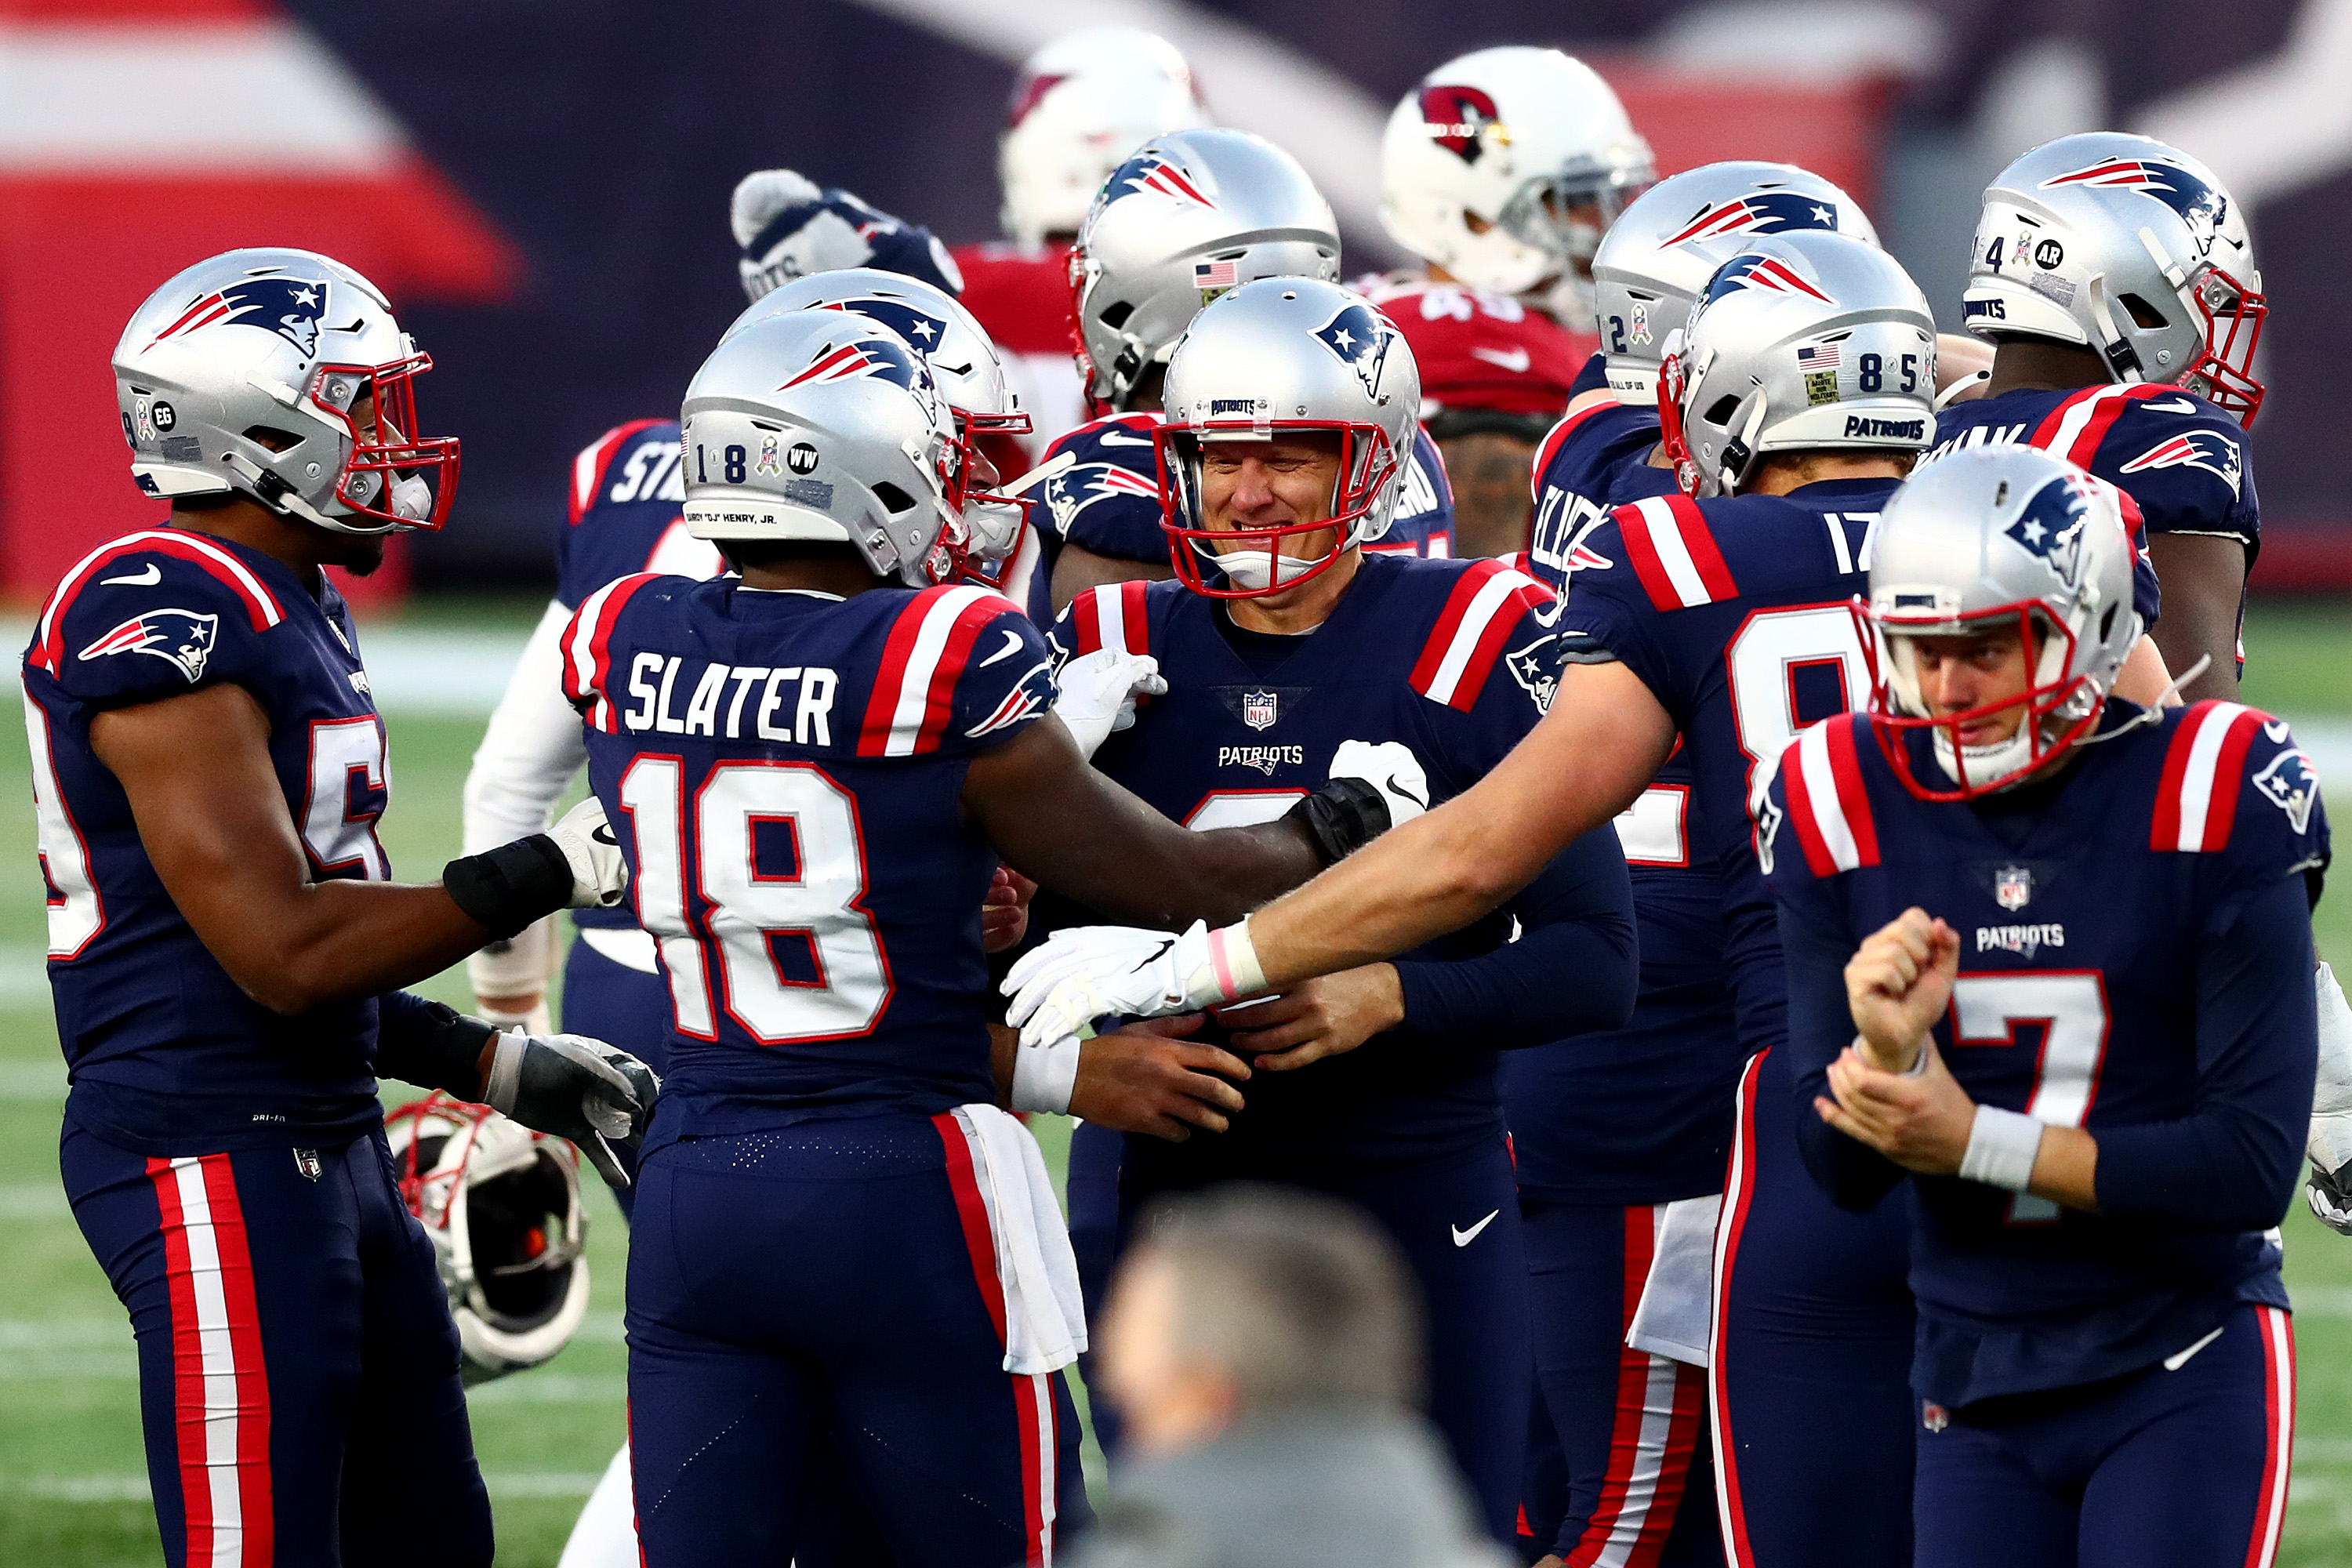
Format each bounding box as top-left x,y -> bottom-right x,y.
2078,652 -> 2214,746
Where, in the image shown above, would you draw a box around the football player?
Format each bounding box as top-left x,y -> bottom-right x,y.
564,307 -> 1388,1566
956,26 -> 1210,459
1773,445 -> 2321,1567
41,249 -> 655,1568
1930,132 -> 2263,702
1007,232 -> 2181,1568
1033,276 -> 1636,1540
1038,128 -> 1456,620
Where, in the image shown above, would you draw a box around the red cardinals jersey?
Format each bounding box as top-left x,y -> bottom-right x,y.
951,241 -> 1085,461
1363,278 -> 1595,419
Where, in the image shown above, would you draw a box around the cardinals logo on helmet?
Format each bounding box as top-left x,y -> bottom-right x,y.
2118,430 -> 2243,499
1099,150 -> 1215,212
77,608 -> 220,684
1417,85 -> 1502,165
148,275 -> 328,355
2252,747 -> 2321,836
778,334 -> 932,398
1700,253 -> 1834,309
1006,71 -> 1066,128
1661,191 -> 1843,248
1311,303 -> 1398,401
2042,157 -> 2230,259
2002,475 -> 2093,592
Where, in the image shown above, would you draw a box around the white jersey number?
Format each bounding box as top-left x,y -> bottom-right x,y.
26,702 -> 103,959
301,717 -> 391,881
619,757 -> 890,1044
1726,601 -> 1872,838
1952,971 -> 2111,1224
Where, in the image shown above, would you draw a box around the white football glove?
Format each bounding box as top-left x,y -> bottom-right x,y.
1053,648 -> 1167,763
484,1029 -> 659,1188
546,797 -> 629,909
2307,963 -> 2352,1235
1328,739 -> 1429,829
1002,920 -> 1265,1051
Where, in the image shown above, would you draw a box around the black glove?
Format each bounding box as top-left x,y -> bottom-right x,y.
1286,777 -> 1393,866
483,1030 -> 659,1188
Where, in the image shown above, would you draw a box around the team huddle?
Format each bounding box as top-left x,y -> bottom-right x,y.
31,24 -> 2342,1568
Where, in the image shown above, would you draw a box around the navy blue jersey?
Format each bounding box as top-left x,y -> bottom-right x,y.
24,530 -> 391,1154
1508,393 -> 1741,1200
1025,412 -> 1457,622
563,577 -> 1056,1138
1049,555 -> 1616,1168
1766,702 -> 2327,1406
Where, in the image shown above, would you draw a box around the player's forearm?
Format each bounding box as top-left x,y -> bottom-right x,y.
2025,1127 -> 2100,1214
229,880 -> 495,1014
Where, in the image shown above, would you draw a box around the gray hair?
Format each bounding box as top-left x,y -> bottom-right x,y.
1137,1184 -> 1424,1414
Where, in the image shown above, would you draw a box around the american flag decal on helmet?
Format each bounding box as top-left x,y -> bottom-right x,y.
1661,191 -> 1842,247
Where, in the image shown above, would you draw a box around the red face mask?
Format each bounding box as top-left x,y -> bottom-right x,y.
312,352 -> 459,531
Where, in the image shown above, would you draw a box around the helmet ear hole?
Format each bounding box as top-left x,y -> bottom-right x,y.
2119,292 -> 2170,330
1097,300 -> 1134,329
1703,394 -> 1741,425
242,425 -> 302,453
871,481 -> 916,514
2100,603 -> 2118,643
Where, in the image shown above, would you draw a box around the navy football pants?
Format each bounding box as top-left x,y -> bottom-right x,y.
625,1112 -> 1090,1567
1915,1302 -> 2294,1568
1712,1048 -> 1915,1568
1104,1132 -> 1531,1542
559,935 -> 674,1217
63,1123 -> 492,1568
1519,1197 -> 1719,1568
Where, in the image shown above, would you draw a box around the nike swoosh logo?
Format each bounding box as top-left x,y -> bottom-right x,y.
2265,720 -> 2292,742
1095,430 -> 1156,448
2142,397 -> 2200,415
1470,347 -> 1531,374
1451,1209 -> 1501,1247
1128,938 -> 1175,975
100,562 -> 161,586
1394,779 -> 1429,811
2163,1323 -> 2226,1370
977,628 -> 1025,668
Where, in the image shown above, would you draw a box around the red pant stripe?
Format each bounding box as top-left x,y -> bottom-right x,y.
2243,1305 -> 2296,1568
1709,1051 -> 1768,1568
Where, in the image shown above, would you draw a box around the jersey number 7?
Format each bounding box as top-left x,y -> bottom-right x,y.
1952,971 -> 2112,1224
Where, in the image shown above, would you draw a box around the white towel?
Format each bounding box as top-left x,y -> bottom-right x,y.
1626,1193 -> 1722,1368
949,1104 -> 1089,1376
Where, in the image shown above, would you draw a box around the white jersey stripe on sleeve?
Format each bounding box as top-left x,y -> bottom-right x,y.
1094,584 -> 1131,657
2173,701 -> 2249,852
1632,498 -> 1711,608
170,535 -> 285,629
2042,385 -> 2123,464
883,586 -> 992,758
1421,568 -> 1531,707
1797,722 -> 1862,872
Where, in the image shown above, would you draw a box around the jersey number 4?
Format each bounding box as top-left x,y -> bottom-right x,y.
1952,971 -> 2111,1224
619,757 -> 890,1044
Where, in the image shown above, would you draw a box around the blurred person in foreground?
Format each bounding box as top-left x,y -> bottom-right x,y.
1078,1185 -> 1509,1568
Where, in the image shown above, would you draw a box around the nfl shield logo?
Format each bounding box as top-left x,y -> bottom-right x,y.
293,1148 -> 323,1182
1243,691 -> 1278,731
1994,866 -> 2032,912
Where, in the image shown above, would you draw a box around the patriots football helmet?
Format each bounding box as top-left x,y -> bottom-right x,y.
113,248 -> 457,533
1658,232 -> 1935,499
1591,162 -> 1879,401
1380,47 -> 1654,318
681,310 -> 967,586
1071,127 -> 1341,412
728,269 -> 1033,568
386,1094 -> 590,1385
999,27 -> 1211,252
1156,278 -> 1420,597
1861,445 -> 2142,800
1965,132 -> 2266,425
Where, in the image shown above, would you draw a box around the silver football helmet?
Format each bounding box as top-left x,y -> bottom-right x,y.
1965,132 -> 2265,424
1072,127 -> 1341,411
1591,162 -> 1878,401
1659,232 -> 1935,499
680,310 -> 964,586
113,248 -> 457,533
1156,278 -> 1421,597
387,1095 -> 590,1385
1864,445 -> 2141,799
726,269 -> 1033,564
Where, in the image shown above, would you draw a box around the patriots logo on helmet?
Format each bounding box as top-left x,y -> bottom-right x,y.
818,297 -> 953,360
2118,430 -> 2243,499
1701,253 -> 1834,309
1044,462 -> 1160,536
2002,476 -> 2093,591
149,275 -> 329,355
778,335 -> 930,396
1418,84 -> 1502,165
2252,746 -> 2321,836
77,608 -> 220,684
2041,156 -> 2230,258
1101,150 -> 1215,211
1661,191 -> 1842,248
1311,303 -> 1398,401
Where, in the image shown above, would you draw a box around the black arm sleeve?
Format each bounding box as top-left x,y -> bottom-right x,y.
375,991 -> 499,1100
1777,886 -> 1907,1213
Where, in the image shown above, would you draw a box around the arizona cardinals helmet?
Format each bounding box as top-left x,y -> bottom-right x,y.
1861,445 -> 2141,799
1156,278 -> 1420,597
387,1094 -> 590,1385
1072,127 -> 1341,412
1965,132 -> 2265,424
113,248 -> 457,533
1592,162 -> 1878,401
681,310 -> 968,586
1380,47 -> 1653,318
1659,232 -> 1935,499
998,27 -> 1210,252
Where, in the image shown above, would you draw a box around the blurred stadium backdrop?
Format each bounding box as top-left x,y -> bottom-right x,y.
0,0 -> 2347,1563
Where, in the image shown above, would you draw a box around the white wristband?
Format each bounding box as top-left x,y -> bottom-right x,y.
1010,1031 -> 1083,1115
1959,1106 -> 2044,1192
1189,919 -> 1266,1007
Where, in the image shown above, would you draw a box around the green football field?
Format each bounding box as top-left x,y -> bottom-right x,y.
0,596 -> 2346,1565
